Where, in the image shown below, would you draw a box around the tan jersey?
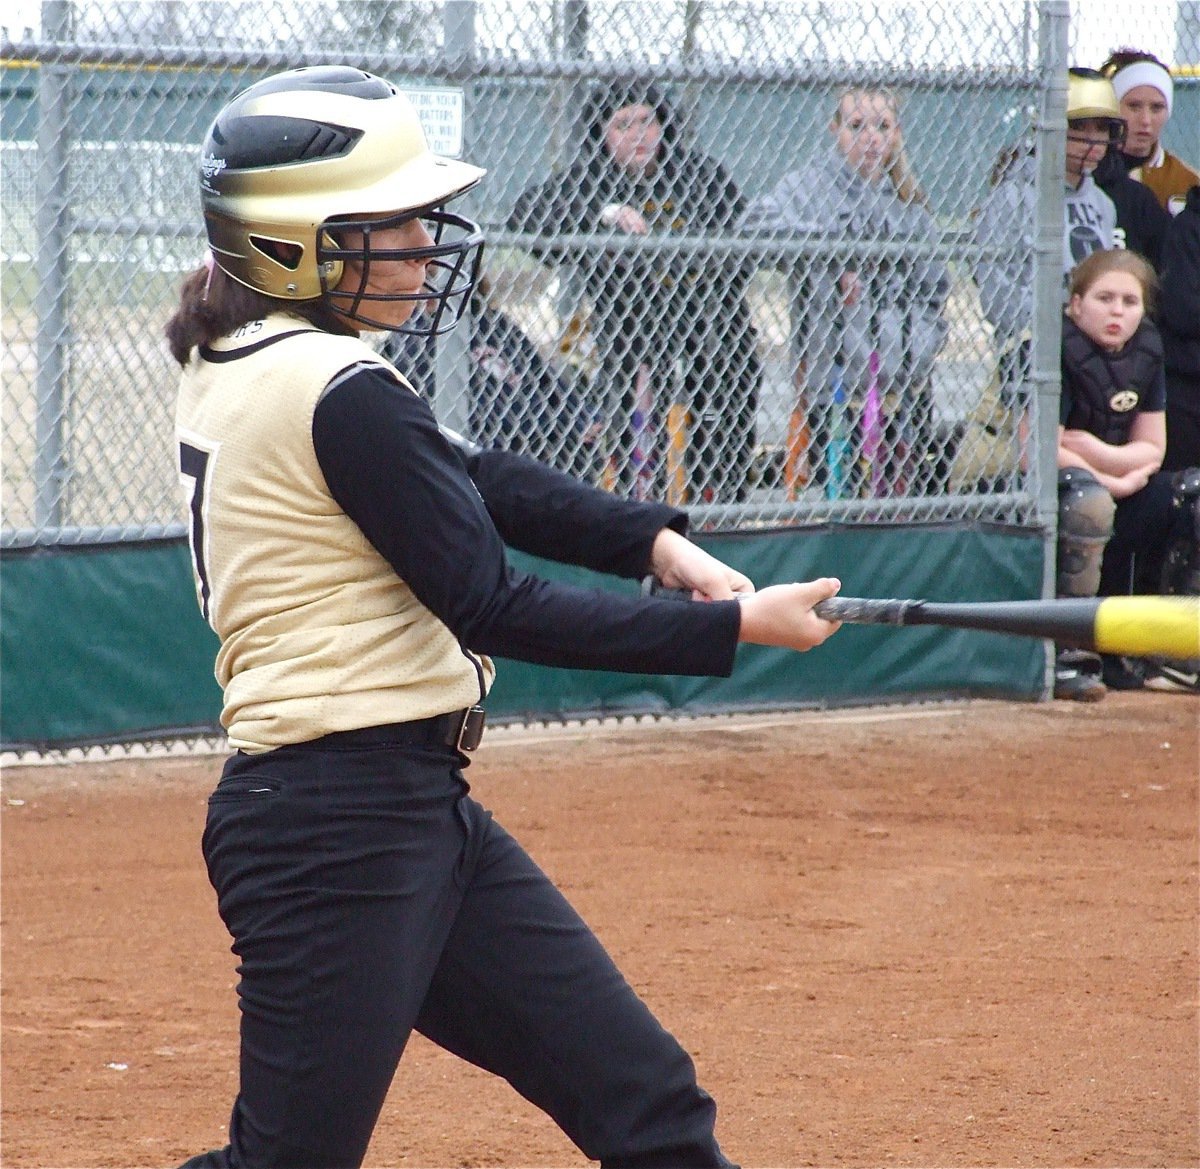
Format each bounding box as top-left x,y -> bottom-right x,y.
176,313 -> 493,753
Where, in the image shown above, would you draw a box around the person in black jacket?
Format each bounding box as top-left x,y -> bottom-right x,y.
1093,143 -> 1170,270
1160,185 -> 1200,472
1099,47 -> 1200,214
508,82 -> 762,505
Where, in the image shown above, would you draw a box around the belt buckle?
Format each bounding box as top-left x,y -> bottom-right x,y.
456,705 -> 486,753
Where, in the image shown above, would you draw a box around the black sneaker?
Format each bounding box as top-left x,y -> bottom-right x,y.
1100,655 -> 1147,691
1054,651 -> 1107,702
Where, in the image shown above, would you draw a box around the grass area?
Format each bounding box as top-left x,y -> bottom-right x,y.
2,257 -> 192,314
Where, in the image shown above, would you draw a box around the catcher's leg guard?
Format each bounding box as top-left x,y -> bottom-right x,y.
1054,468 -> 1115,699
1149,467 -> 1200,692
1166,467 -> 1200,595
1056,467 -> 1115,599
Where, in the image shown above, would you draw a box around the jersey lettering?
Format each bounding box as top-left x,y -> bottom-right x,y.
178,433 -> 220,626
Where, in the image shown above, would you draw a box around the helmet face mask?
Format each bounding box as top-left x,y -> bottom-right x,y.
320,205 -> 484,335
200,66 -> 485,335
1066,117 -> 1126,151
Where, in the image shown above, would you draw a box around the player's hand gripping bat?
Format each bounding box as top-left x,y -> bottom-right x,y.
643,577 -> 1200,660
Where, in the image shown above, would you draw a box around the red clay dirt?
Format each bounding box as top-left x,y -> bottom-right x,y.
2,694 -> 1197,1168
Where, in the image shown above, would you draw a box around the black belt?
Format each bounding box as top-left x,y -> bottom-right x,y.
296,706 -> 486,753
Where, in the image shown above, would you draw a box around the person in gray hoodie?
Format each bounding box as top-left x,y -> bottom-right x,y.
740,85 -> 950,496
972,71 -> 1124,700
972,68 -> 1122,434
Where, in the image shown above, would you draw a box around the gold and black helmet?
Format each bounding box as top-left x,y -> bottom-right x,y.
1066,68 -> 1126,148
200,65 -> 485,334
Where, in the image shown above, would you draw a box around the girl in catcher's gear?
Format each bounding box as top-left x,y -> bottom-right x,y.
1054,248 -> 1200,699
168,67 -> 843,1169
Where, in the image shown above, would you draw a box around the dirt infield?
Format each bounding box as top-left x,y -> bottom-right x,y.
2,694 -> 1197,1168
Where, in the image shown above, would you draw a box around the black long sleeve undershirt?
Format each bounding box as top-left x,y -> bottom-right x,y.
311,365 -> 740,676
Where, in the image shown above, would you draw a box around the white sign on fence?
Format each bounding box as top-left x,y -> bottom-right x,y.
403,87 -> 465,158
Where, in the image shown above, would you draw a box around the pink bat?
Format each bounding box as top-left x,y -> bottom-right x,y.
629,362 -> 656,501
862,349 -> 884,497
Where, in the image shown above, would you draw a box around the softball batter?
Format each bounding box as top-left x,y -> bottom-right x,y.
169,66 -> 841,1169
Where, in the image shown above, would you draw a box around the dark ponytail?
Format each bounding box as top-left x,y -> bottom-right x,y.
164,261 -> 355,367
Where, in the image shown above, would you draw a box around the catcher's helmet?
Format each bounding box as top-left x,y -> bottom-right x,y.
200,65 -> 485,334
1066,68 -> 1126,147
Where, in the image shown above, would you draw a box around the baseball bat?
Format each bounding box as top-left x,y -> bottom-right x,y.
784,406 -> 811,499
629,361 -> 655,501
862,349 -> 884,498
783,359 -> 811,500
666,402 -> 688,507
633,360 -> 652,501
811,595 -> 1200,659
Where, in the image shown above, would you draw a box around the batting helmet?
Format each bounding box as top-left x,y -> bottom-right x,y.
1066,68 -> 1126,147
200,65 -> 485,334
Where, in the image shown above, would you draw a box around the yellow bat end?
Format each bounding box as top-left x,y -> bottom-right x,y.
1094,596 -> 1200,659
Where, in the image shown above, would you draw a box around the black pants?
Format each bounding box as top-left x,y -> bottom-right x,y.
1163,371 -> 1200,472
180,727 -> 732,1168
1100,470 -> 1188,595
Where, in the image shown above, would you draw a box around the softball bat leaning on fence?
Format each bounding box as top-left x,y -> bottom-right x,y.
641,578 -> 1200,659
814,595 -> 1200,659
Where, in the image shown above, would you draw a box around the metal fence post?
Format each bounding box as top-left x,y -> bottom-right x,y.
1032,0 -> 1069,688
551,1 -> 590,359
32,0 -> 72,532
434,0 -> 477,434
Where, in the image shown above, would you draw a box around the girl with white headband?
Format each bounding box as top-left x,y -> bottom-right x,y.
1101,47 -> 1200,215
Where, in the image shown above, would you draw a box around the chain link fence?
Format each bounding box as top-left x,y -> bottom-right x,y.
2,1 -> 1196,547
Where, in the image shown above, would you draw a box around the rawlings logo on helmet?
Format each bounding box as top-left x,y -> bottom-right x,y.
200,153 -> 227,180
199,153 -> 227,194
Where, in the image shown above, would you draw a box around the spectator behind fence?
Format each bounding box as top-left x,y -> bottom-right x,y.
1072,66 -> 1171,270
1160,185 -> 1200,472
380,276 -> 603,479
739,85 -> 949,498
1100,46 -> 1200,215
1052,248 -> 1199,699
975,68 -> 1120,344
507,81 -> 762,505
1093,144 -> 1170,271
968,70 -> 1123,489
